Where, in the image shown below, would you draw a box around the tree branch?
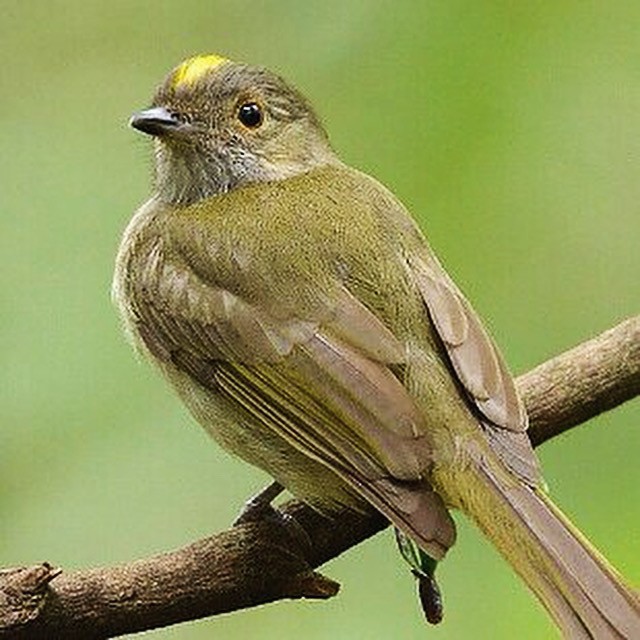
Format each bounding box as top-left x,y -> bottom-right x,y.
521,316 -> 640,446
2,316 -> 638,639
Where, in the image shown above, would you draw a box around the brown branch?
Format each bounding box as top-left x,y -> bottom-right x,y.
520,316 -> 640,446
2,316 -> 639,639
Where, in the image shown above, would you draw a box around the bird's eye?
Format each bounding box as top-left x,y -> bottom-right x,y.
237,102 -> 263,128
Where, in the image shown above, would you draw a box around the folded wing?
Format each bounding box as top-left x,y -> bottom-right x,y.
131,237 -> 456,559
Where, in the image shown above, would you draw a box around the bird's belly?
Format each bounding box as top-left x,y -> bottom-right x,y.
161,361 -> 365,514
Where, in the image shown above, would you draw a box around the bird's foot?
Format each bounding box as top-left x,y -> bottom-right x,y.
233,481 -> 285,526
233,481 -> 312,553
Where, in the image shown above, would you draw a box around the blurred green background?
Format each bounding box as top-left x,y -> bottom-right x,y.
1,2 -> 639,638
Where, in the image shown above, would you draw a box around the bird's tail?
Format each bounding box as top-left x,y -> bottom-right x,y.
452,459 -> 640,638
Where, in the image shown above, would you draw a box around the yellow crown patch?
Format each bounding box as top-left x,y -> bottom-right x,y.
172,54 -> 228,88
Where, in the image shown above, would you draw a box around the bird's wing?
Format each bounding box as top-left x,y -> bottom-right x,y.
410,253 -> 541,485
132,240 -> 456,559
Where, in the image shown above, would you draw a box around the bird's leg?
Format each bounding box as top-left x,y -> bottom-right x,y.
394,528 -> 444,625
233,481 -> 313,553
233,481 -> 285,525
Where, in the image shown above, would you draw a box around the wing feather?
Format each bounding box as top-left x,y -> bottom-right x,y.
213,358 -> 455,559
131,244 -> 455,557
411,255 -> 540,485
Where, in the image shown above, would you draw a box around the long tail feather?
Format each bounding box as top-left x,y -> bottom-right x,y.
456,460 -> 640,638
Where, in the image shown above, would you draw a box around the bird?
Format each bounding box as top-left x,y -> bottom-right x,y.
113,53 -> 640,637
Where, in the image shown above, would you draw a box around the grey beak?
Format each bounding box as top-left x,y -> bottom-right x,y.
129,106 -> 181,136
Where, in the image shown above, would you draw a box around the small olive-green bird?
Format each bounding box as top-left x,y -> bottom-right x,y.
113,54 -> 640,637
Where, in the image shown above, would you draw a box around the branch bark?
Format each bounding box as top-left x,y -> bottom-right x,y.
2,316 -> 639,639
521,316 -> 640,446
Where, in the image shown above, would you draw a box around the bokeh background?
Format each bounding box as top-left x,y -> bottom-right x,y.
2,2 -> 639,638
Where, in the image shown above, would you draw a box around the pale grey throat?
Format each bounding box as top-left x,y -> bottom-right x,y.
152,139 -> 246,205
152,135 -> 338,207
131,105 -> 339,207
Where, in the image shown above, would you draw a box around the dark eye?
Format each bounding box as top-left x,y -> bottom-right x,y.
237,102 -> 263,128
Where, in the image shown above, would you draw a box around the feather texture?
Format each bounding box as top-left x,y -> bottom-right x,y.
114,162 -> 640,637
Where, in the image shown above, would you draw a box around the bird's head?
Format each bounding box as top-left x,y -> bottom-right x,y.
130,54 -> 337,205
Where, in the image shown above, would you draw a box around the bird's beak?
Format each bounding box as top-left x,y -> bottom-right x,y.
129,106 -> 182,136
